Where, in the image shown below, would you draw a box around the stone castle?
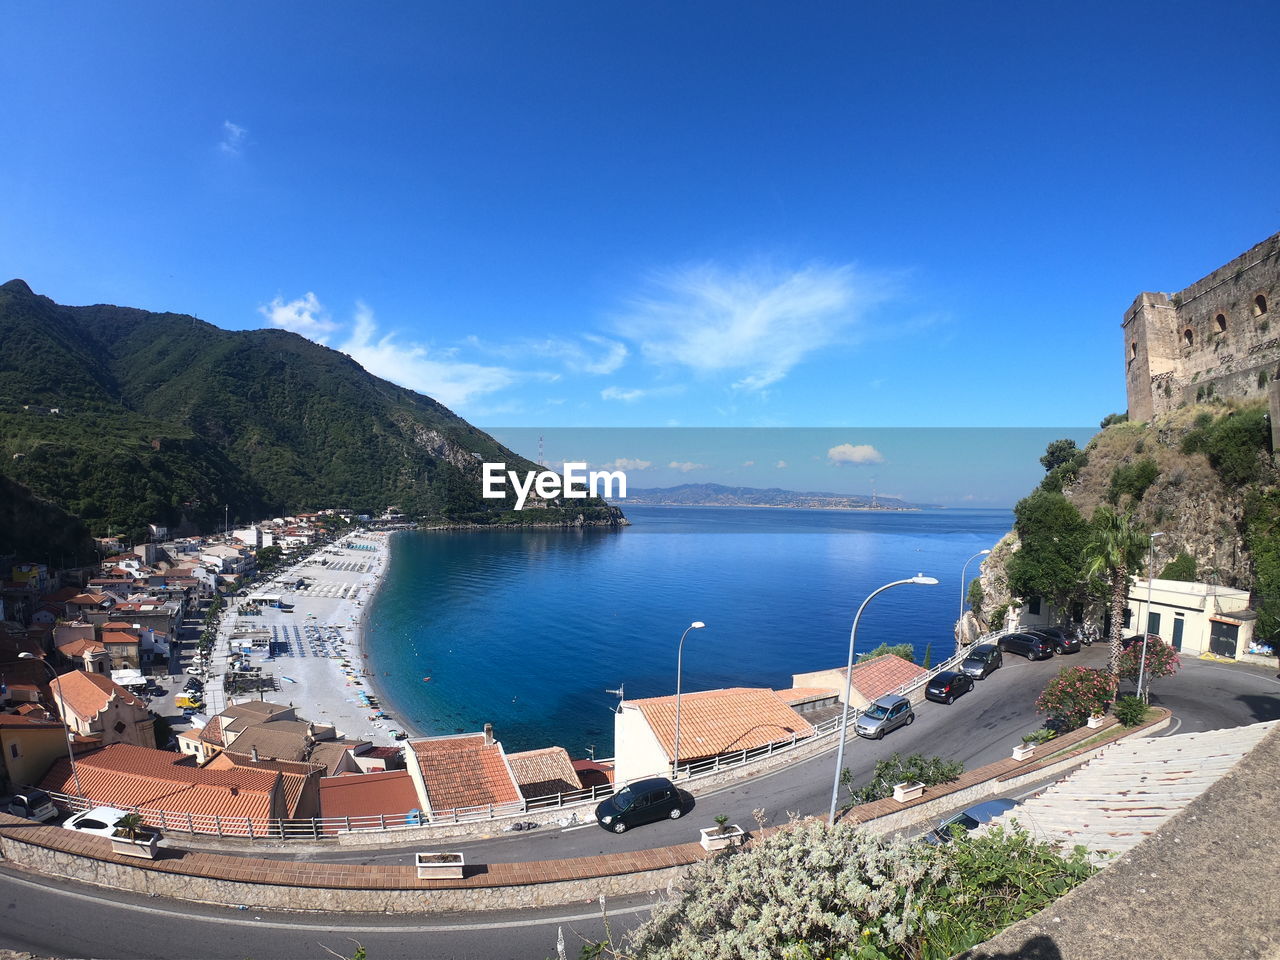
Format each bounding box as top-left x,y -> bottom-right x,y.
1124,231 -> 1280,421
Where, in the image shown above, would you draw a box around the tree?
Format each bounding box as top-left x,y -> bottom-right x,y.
1036,666 -> 1116,728
1082,506 -> 1148,678
1006,490 -> 1092,618
1117,638 -> 1181,702
922,641 -> 933,670
967,578 -> 984,624
860,642 -> 914,664
1159,552 -> 1197,582
1040,439 -> 1080,473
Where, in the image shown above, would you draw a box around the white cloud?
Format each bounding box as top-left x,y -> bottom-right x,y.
259,292 -> 339,343
219,120 -> 248,156
469,334 -> 627,375
775,460 -> 788,469
604,458 -> 653,471
828,443 -> 885,466
601,386 -> 647,402
668,461 -> 706,472
614,261 -> 888,390
741,460 -> 756,467
338,303 -> 516,410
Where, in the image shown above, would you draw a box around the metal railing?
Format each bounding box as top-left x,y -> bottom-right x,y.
38,632 -> 1013,840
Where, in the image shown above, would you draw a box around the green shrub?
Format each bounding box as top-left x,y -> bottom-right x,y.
1159,551 -> 1197,581
1107,458 -> 1159,506
1021,727 -> 1058,745
1114,695 -> 1147,727
966,578 -> 984,622
1099,412 -> 1129,428
1036,667 -> 1116,728
842,753 -> 964,806
1181,406 -> 1271,485
860,642 -> 915,664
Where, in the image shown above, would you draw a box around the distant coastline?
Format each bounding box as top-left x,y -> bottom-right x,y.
619,482 -> 938,511
612,501 -> 923,512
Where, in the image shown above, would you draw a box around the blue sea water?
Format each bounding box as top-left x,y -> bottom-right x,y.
364,506 -> 1012,757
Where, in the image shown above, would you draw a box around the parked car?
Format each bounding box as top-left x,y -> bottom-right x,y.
8,789 -> 57,822
961,643 -> 1003,679
924,798 -> 1017,845
1122,633 -> 1161,651
595,777 -> 685,833
184,666 -> 204,676
855,694 -> 914,739
925,670 -> 975,704
1029,626 -> 1081,655
62,806 -> 132,838
998,632 -> 1055,661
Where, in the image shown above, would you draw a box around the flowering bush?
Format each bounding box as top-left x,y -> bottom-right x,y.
1117,637 -> 1181,685
1035,666 -> 1116,728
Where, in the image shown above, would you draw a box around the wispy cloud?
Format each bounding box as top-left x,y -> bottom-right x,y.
601,386 -> 647,402
219,120 -> 248,156
776,460 -> 788,469
259,292 -> 338,343
604,457 -> 653,471
474,334 -> 627,375
669,461 -> 706,472
827,443 -> 885,466
339,303 -> 516,411
614,261 -> 888,391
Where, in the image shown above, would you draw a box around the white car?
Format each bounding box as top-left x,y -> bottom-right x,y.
185,666 -> 204,676
62,806 -> 132,837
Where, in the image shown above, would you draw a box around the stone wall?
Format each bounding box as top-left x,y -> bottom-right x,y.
1124,232 -> 1280,420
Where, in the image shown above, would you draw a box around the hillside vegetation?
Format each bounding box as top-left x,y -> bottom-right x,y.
0,280 -> 622,539
973,400 -> 1277,644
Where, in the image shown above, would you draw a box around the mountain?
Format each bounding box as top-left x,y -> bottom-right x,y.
622,482 -> 928,510
0,280 -> 624,539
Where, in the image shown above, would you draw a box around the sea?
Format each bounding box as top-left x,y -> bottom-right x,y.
363,505 -> 1013,758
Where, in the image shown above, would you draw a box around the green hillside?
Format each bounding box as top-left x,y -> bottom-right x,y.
0,280 -> 623,539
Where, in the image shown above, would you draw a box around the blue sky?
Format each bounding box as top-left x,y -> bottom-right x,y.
3,2 -> 1278,447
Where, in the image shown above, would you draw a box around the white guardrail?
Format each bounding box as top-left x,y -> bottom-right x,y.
36,631 -> 1012,840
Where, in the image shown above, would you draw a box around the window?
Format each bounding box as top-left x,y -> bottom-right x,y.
1256,294 -> 1269,317
1183,328 -> 1194,347
1028,597 -> 1041,616
1130,341 -> 1138,361
9,743 -> 19,760
1214,314 -> 1226,334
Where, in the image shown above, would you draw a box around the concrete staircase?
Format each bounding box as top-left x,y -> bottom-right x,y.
990,720 -> 1278,858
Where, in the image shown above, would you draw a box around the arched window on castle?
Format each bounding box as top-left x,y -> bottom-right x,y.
1130,341 -> 1138,361
1215,314 -> 1227,334
1256,294 -> 1270,317
1183,328 -> 1194,348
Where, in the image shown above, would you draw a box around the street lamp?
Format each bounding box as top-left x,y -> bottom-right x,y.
829,574 -> 938,824
961,550 -> 992,621
671,621 -> 706,779
18,653 -> 83,798
1137,532 -> 1165,702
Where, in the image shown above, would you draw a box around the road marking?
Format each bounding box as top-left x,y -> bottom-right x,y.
0,868 -> 654,932
561,823 -> 595,833
1187,663 -> 1280,685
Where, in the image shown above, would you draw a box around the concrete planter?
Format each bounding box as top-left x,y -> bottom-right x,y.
892,781 -> 925,803
416,852 -> 464,879
1087,715 -> 1106,729
1012,743 -> 1036,762
110,832 -> 160,859
699,825 -> 745,852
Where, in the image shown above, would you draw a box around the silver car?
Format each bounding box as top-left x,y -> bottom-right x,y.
855,694 -> 914,739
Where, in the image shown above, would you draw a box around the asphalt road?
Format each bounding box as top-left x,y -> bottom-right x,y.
3,649 -> 1276,960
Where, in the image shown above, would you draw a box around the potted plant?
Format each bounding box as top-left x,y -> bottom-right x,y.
415,851 -> 465,879
1012,742 -> 1036,762
110,813 -> 161,859
1086,714 -> 1106,729
892,780 -> 926,802
699,814 -> 745,852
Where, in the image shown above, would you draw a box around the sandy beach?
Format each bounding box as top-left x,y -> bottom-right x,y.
205,531 -> 411,746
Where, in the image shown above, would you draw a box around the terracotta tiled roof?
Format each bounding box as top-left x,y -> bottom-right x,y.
197,716 -> 225,747
408,734 -> 521,813
627,687 -> 814,765
308,740 -> 362,775
68,593 -> 111,606
318,769 -> 421,821
774,687 -> 839,704
102,621 -> 138,630
0,713 -> 64,729
219,701 -> 291,722
56,638 -> 107,658
846,654 -> 929,701
506,746 -> 582,799
210,753 -> 324,818
100,631 -> 139,647
51,671 -> 144,724
224,722 -> 312,762
39,743 -> 280,827
571,758 -> 614,788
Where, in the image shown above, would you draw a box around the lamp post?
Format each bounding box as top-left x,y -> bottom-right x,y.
18,653 -> 83,798
828,574 -> 938,824
960,549 -> 992,622
1137,532 -> 1165,702
672,620 -> 706,779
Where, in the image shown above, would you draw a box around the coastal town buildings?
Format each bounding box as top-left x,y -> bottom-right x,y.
49,670 -> 155,748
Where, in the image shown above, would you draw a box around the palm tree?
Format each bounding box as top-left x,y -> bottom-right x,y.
1083,506 -> 1148,679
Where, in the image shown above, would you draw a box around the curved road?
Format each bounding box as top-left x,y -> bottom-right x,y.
2,650 -> 1276,959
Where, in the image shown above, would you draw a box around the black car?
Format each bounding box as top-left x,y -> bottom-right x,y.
925,670 -> 974,704
184,679 -> 204,692
960,643 -> 1003,679
998,632 -> 1055,661
595,777 -> 685,834
1122,633 -> 1161,651
1028,627 -> 1081,655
